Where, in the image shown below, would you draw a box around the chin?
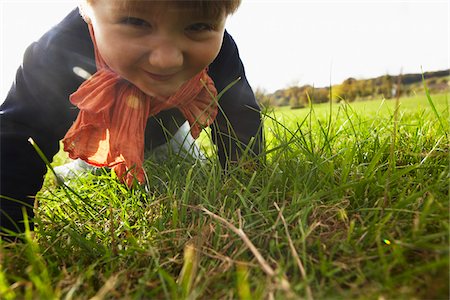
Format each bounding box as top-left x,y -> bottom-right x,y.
154,84 -> 183,98
134,78 -> 184,99
143,87 -> 176,100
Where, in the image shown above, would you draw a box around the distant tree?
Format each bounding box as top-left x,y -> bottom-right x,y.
310,87 -> 329,103
401,73 -> 422,85
339,78 -> 358,101
381,74 -> 393,99
254,88 -> 273,107
263,69 -> 448,107
300,85 -> 312,105
271,90 -> 290,106
356,79 -> 373,99
289,96 -> 303,109
286,85 -> 305,109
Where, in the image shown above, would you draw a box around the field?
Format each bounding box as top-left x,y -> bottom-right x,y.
1,91 -> 449,299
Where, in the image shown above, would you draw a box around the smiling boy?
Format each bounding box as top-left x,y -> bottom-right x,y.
0,0 -> 263,236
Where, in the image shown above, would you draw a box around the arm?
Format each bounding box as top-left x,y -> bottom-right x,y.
208,31 -> 264,169
0,8 -> 95,235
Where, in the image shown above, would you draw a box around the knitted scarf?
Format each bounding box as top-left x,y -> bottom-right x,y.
62,24 -> 218,186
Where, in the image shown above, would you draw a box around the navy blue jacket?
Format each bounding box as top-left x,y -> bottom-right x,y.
0,9 -> 262,234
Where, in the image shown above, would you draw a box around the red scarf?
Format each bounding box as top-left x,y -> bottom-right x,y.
62,24 -> 218,186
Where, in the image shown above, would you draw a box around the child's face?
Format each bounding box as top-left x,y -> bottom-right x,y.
86,0 -> 226,98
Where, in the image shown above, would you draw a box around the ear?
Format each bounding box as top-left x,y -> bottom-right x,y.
78,3 -> 92,24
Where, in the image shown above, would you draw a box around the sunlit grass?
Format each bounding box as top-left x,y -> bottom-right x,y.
0,92 -> 448,299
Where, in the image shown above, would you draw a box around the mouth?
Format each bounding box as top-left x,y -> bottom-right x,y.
144,71 -> 176,82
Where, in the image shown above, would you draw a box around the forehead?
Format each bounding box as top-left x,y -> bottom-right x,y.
105,0 -> 225,19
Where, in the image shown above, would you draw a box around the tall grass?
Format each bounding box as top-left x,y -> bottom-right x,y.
0,92 -> 448,299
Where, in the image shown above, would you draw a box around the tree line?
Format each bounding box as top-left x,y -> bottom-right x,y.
256,69 -> 449,108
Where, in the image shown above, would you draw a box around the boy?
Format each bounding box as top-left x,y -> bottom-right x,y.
0,0 -> 263,236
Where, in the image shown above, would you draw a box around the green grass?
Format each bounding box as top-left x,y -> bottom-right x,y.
1,91 -> 448,299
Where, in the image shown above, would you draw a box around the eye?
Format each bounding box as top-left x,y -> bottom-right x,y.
121,17 -> 150,28
186,23 -> 215,32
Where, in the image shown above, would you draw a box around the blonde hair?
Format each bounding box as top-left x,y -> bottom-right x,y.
83,0 -> 241,18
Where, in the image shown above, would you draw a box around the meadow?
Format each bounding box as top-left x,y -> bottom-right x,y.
0,90 -> 448,299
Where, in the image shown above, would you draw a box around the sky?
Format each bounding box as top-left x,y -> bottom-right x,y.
1,0 -> 449,102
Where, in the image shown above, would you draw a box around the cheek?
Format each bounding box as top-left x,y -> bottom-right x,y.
93,30 -> 136,74
188,35 -> 224,70
206,43 -> 222,64
207,37 -> 224,63
98,43 -> 140,78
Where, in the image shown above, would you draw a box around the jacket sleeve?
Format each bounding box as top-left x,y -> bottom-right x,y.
208,31 -> 263,168
0,8 -> 95,234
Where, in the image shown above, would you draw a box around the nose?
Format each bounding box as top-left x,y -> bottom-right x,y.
148,43 -> 183,71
